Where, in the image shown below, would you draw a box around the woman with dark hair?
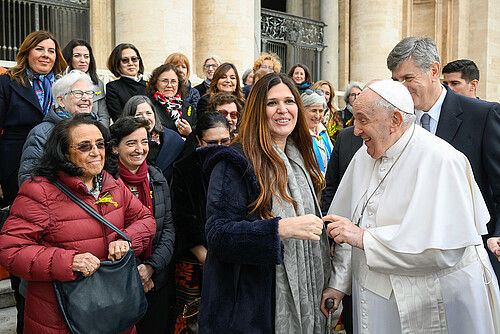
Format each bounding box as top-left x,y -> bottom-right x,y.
171,112 -> 231,328
196,62 -> 244,115
62,39 -> 110,127
0,113 -> 155,333
199,73 -> 334,333
207,92 -> 242,134
288,63 -> 312,94
165,52 -> 200,114
121,95 -> 184,182
105,43 -> 147,121
110,116 -> 175,334
146,63 -> 196,137
0,31 -> 66,332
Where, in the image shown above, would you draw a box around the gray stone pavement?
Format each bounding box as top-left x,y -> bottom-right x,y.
0,305 -> 16,334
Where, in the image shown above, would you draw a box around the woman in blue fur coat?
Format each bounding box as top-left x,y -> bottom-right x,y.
199,73 -> 335,333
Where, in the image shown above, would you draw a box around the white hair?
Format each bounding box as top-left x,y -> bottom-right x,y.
52,70 -> 93,107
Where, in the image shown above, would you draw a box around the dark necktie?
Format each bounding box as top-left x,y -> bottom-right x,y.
421,113 -> 431,132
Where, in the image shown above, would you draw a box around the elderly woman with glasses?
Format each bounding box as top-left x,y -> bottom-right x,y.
194,55 -> 222,97
0,113 -> 155,334
105,43 -> 147,122
301,89 -> 332,175
207,92 -> 242,135
62,39 -> 110,127
19,70 -> 95,186
146,63 -> 196,137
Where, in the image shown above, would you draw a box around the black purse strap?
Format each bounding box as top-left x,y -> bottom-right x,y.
53,180 -> 132,243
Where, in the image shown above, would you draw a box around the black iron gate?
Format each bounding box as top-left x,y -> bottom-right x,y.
1,0 -> 90,61
261,8 -> 324,81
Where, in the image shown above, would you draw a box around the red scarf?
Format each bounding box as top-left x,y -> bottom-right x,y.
118,160 -> 153,215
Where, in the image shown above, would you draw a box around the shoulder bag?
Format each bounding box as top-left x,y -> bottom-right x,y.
52,180 -> 147,334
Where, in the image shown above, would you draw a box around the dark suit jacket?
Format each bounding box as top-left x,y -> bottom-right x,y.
321,126 -> 363,215
105,76 -> 147,121
437,85 -> 500,238
0,74 -> 44,204
153,127 -> 184,183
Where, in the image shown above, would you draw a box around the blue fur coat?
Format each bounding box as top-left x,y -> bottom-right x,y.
198,144 -> 284,333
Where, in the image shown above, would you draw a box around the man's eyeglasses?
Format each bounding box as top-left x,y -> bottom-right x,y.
216,109 -> 240,120
120,56 -> 140,64
202,138 -> 231,146
204,64 -> 218,70
65,90 -> 95,99
260,65 -> 274,70
70,141 -> 107,153
304,89 -> 324,96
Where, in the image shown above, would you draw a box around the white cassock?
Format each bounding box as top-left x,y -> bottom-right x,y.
328,124 -> 500,334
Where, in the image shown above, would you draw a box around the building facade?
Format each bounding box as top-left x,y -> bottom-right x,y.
1,0 -> 499,102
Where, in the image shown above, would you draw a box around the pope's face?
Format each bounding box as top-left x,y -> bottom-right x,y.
353,90 -> 395,160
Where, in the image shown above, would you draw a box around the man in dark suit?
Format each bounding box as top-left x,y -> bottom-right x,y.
387,37 -> 500,282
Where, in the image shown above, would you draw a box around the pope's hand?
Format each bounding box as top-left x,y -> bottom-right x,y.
487,237 -> 500,260
323,214 -> 365,250
320,287 -> 345,317
278,214 -> 323,241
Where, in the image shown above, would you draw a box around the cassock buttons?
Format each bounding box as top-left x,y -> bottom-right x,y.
380,167 -> 386,171
368,212 -> 373,216
366,224 -> 372,228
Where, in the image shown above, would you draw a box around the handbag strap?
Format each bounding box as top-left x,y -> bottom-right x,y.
53,180 -> 131,243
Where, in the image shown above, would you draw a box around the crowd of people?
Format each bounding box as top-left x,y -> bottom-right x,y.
0,30 -> 499,334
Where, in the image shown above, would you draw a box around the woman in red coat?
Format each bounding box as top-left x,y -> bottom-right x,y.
0,113 -> 156,333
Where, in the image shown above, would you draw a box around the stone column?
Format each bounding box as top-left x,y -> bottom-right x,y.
320,0 -> 339,94
193,0 -> 255,80
114,0 -> 193,74
90,0 -> 114,70
468,0 -> 500,101
287,0 -> 303,17
349,0 -> 403,83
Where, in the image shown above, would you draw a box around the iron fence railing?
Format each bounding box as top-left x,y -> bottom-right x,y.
1,0 -> 90,61
261,8 -> 325,80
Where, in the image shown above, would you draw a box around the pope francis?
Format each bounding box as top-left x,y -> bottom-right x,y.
321,80 -> 500,334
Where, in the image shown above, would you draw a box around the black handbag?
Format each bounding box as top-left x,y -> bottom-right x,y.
52,180 -> 147,334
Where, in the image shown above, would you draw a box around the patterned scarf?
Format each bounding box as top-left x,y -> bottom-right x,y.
54,106 -> 72,119
154,91 -> 183,124
27,69 -> 55,115
117,160 -> 153,215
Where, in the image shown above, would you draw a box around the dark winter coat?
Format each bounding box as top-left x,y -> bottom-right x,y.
135,164 -> 175,290
194,81 -> 208,97
18,107 -> 64,186
0,171 -> 156,333
171,149 -> 208,259
0,73 -> 45,204
148,127 -> 184,183
198,144 -> 284,333
185,81 -> 200,114
106,76 -> 147,121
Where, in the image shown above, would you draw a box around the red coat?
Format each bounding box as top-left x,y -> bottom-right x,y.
0,171 -> 156,333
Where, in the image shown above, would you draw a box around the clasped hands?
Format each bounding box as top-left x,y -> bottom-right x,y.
72,239 -> 130,277
277,213 -> 365,250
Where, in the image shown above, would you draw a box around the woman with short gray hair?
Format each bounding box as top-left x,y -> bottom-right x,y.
340,81 -> 364,126
18,70 -> 95,185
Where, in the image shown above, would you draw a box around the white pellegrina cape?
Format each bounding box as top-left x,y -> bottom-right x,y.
329,124 -> 500,334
